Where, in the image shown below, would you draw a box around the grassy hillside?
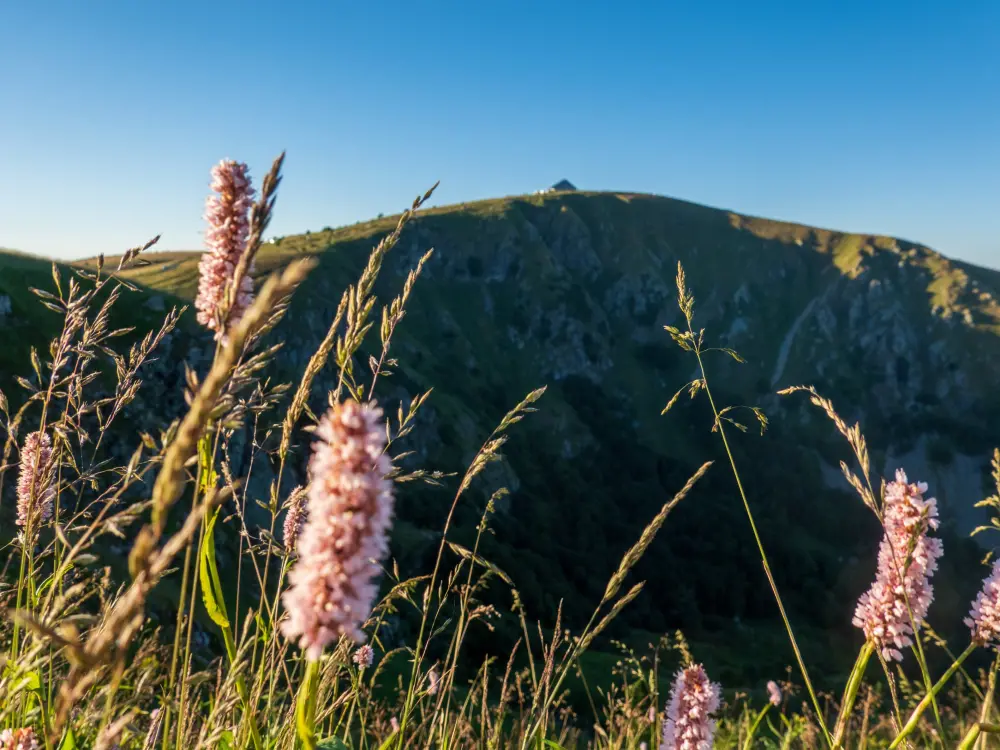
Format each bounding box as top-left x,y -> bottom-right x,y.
3,189 -> 999,689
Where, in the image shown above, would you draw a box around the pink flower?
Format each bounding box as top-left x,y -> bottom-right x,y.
280,400 -> 394,659
0,728 -> 40,750
283,485 -> 308,553
16,431 -> 54,528
660,663 -> 720,750
353,644 -> 374,669
852,470 -> 943,662
966,559 -> 1000,646
194,160 -> 256,340
766,680 -> 781,707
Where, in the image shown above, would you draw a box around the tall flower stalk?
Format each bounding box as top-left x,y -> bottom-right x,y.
195,160 -> 256,341
284,399 -> 395,747
15,431 -> 54,530
9,430 -> 57,676
853,470 -> 943,662
164,156 -> 265,750
742,680 -> 781,750
781,385 -> 954,745
283,485 -> 308,554
834,471 -> 944,745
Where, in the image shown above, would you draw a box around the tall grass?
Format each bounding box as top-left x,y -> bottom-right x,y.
1,154 -> 999,750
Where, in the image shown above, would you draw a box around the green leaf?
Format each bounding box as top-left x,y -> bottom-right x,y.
58,727 -> 78,750
219,730 -> 236,750
317,739 -> 351,750
197,433 -> 218,492
2,665 -> 42,696
24,669 -> 41,692
199,507 -> 230,629
255,610 -> 272,643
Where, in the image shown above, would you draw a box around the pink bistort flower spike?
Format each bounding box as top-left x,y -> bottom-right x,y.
194,159 -> 256,340
282,485 -> 308,553
16,431 -> 54,528
852,469 -> 943,662
280,400 -> 394,660
766,680 -> 782,707
0,728 -> 41,750
966,559 -> 1000,646
353,644 -> 374,670
660,663 -> 720,750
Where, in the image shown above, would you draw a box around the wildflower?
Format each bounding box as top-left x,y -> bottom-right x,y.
16,431 -> 54,528
353,644 -> 374,670
852,470 -> 943,661
283,485 -> 308,553
427,666 -> 440,696
390,717 -> 400,734
280,400 -> 394,659
0,728 -> 40,750
194,159 -> 256,340
966,559 -> 1000,646
766,680 -> 781,707
661,663 -> 720,750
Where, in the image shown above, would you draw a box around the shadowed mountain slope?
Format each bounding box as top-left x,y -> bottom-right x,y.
3,189 -> 998,685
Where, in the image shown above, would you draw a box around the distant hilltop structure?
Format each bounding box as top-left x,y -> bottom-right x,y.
535,179 -> 577,195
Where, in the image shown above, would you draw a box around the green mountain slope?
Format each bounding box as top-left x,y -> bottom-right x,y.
3,190 -> 999,685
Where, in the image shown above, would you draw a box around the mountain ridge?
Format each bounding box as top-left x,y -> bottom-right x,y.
69,189 -> 1000,324
2,188 -> 998,684
6,188 -> 1000,537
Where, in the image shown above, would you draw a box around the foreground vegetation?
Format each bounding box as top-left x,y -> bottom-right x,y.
2,154 -> 1000,749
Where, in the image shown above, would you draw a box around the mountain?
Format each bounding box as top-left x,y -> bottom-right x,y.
3,189 -> 999,685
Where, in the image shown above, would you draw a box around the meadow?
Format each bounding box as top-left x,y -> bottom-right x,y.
2,153 -> 1000,750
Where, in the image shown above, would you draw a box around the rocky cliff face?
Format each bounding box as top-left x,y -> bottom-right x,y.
256,192 -> 999,531
4,190 -> 998,680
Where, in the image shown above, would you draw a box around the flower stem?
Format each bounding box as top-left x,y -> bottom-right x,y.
973,653 -> 1000,750
889,641 -> 977,748
832,641 -> 874,748
958,722 -> 1000,750
296,659 -> 321,750
743,704 -> 772,750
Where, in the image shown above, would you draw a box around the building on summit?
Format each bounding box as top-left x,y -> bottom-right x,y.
535,179 -> 577,194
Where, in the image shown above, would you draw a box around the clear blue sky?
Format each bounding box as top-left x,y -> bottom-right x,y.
1,1 -> 997,268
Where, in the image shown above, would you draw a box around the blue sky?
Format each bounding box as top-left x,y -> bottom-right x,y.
1,1 -> 997,268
